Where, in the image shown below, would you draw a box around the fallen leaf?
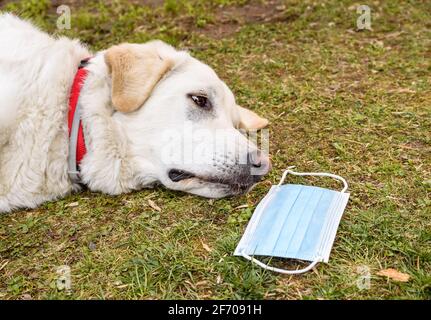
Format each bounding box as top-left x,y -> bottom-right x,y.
148,200 -> 161,212
66,202 -> 79,208
234,204 -> 249,210
373,40 -> 384,48
201,240 -> 212,253
376,268 -> 410,282
0,260 -> 9,271
184,280 -> 195,288
113,281 -> 129,288
385,31 -> 403,38
388,88 -> 416,94
195,280 -> 208,287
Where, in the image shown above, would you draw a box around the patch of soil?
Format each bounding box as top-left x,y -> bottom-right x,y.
192,0 -> 298,39
0,0 -> 87,9
0,0 -> 15,7
50,0 -> 87,6
1,0 -> 298,40
53,0 -> 165,9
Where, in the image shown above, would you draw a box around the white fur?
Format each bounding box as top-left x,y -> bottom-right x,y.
0,15 -> 269,213
0,14 -> 89,212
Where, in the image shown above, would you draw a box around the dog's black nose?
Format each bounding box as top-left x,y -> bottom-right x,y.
247,150 -> 271,179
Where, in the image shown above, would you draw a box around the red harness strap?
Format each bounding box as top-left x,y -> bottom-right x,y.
68,61 -> 89,166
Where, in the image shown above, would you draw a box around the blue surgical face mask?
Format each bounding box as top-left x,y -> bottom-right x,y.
234,169 -> 350,274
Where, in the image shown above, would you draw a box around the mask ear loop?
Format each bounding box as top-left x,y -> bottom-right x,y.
278,168 -> 348,193
240,250 -> 321,275
240,168 -> 348,274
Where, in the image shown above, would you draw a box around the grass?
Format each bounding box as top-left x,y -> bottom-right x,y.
0,0 -> 430,300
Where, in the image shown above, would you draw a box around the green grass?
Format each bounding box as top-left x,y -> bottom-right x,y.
0,0 -> 430,299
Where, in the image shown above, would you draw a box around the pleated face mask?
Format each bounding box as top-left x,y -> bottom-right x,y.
234,169 -> 350,274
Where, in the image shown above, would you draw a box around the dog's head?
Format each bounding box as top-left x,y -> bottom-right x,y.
105,41 -> 271,198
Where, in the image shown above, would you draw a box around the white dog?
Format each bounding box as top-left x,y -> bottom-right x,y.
0,14 -> 271,213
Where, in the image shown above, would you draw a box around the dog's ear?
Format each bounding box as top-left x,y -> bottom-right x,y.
105,42 -> 176,113
236,105 -> 268,130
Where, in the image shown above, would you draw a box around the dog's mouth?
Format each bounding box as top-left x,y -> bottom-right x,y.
168,169 -> 196,182
167,169 -> 257,194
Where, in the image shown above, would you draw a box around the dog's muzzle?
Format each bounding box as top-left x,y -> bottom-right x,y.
168,151 -> 271,192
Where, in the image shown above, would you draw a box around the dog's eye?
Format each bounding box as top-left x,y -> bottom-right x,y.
190,95 -> 211,109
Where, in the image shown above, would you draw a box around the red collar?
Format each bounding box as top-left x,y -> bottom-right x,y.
68,59 -> 90,167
